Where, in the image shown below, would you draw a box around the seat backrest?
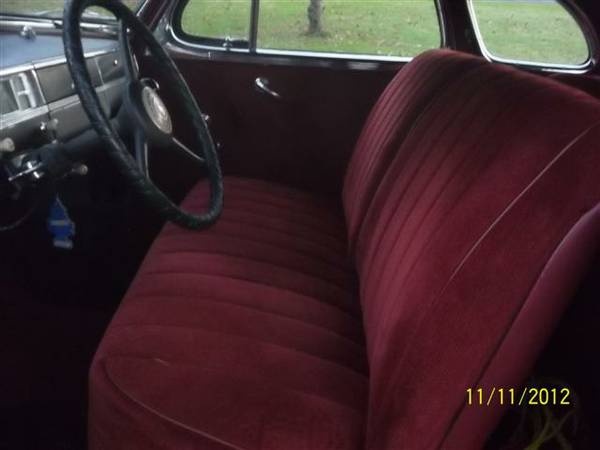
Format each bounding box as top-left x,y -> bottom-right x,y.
342,50 -> 485,248
345,52 -> 600,449
551,73 -> 600,99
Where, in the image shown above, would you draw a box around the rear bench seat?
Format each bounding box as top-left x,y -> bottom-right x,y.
89,50 -> 600,449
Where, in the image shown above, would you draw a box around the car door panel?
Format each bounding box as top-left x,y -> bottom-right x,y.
157,51 -> 401,196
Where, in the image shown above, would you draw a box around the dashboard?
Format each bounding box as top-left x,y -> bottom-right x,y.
0,20 -> 126,156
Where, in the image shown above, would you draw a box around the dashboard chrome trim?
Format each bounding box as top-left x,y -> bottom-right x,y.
30,65 -> 48,105
0,17 -> 118,38
1,43 -> 121,133
0,18 -> 56,30
33,49 -> 118,70
0,49 -> 117,76
0,68 -> 46,129
0,63 -> 36,77
0,105 -> 49,131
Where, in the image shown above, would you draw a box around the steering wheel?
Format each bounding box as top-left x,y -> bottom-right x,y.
62,0 -> 223,229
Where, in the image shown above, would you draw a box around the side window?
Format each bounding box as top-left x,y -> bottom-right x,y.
469,0 -> 590,67
178,0 -> 441,58
180,0 -> 252,48
257,0 -> 440,57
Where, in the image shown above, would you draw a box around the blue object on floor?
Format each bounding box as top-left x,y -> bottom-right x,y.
47,196 -> 76,250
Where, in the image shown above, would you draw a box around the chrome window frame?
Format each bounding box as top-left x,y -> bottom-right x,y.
168,0 -> 446,66
467,0 -> 598,73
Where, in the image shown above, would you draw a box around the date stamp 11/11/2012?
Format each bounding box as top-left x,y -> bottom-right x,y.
466,387 -> 572,407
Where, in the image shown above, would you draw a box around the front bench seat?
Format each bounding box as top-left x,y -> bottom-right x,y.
90,178 -> 368,449
89,50 -> 600,450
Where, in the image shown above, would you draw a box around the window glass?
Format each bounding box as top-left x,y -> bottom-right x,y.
257,0 -> 440,57
181,0 -> 251,43
470,0 -> 589,66
180,0 -> 441,57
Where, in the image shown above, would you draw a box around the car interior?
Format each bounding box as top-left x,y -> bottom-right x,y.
1,0 -> 600,449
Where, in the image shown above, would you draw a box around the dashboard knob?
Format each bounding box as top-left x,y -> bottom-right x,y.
0,137 -> 16,154
71,163 -> 89,176
40,118 -> 59,132
40,118 -> 60,142
20,25 -> 36,40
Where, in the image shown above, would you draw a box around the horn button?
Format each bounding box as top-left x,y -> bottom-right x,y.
141,86 -> 173,135
122,80 -> 174,146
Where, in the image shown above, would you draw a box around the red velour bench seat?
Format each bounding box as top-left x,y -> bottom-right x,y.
89,50 -> 600,450
90,178 -> 367,449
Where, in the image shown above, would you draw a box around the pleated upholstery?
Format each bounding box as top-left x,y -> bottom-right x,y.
356,60 -> 600,449
342,49 -> 486,247
89,50 -> 600,450
90,177 -> 367,450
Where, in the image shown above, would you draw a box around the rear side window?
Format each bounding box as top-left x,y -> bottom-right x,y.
178,0 -> 441,58
469,0 -> 590,67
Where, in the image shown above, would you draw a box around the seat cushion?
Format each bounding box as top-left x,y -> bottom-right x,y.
89,177 -> 367,450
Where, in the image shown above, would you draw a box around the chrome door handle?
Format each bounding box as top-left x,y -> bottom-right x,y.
254,77 -> 281,99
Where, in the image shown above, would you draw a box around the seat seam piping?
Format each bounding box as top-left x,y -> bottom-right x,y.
102,325 -> 369,379
139,270 -> 357,315
147,250 -> 350,290
100,355 -> 366,416
122,293 -> 365,342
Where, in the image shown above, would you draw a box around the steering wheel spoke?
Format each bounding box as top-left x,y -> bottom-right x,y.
170,137 -> 205,166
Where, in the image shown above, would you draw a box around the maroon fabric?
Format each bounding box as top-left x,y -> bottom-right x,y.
89,177 -> 366,450
355,61 -> 600,448
444,198 -> 600,448
89,50 -> 600,449
551,73 -> 600,99
342,49 -> 485,247
161,54 -> 394,197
